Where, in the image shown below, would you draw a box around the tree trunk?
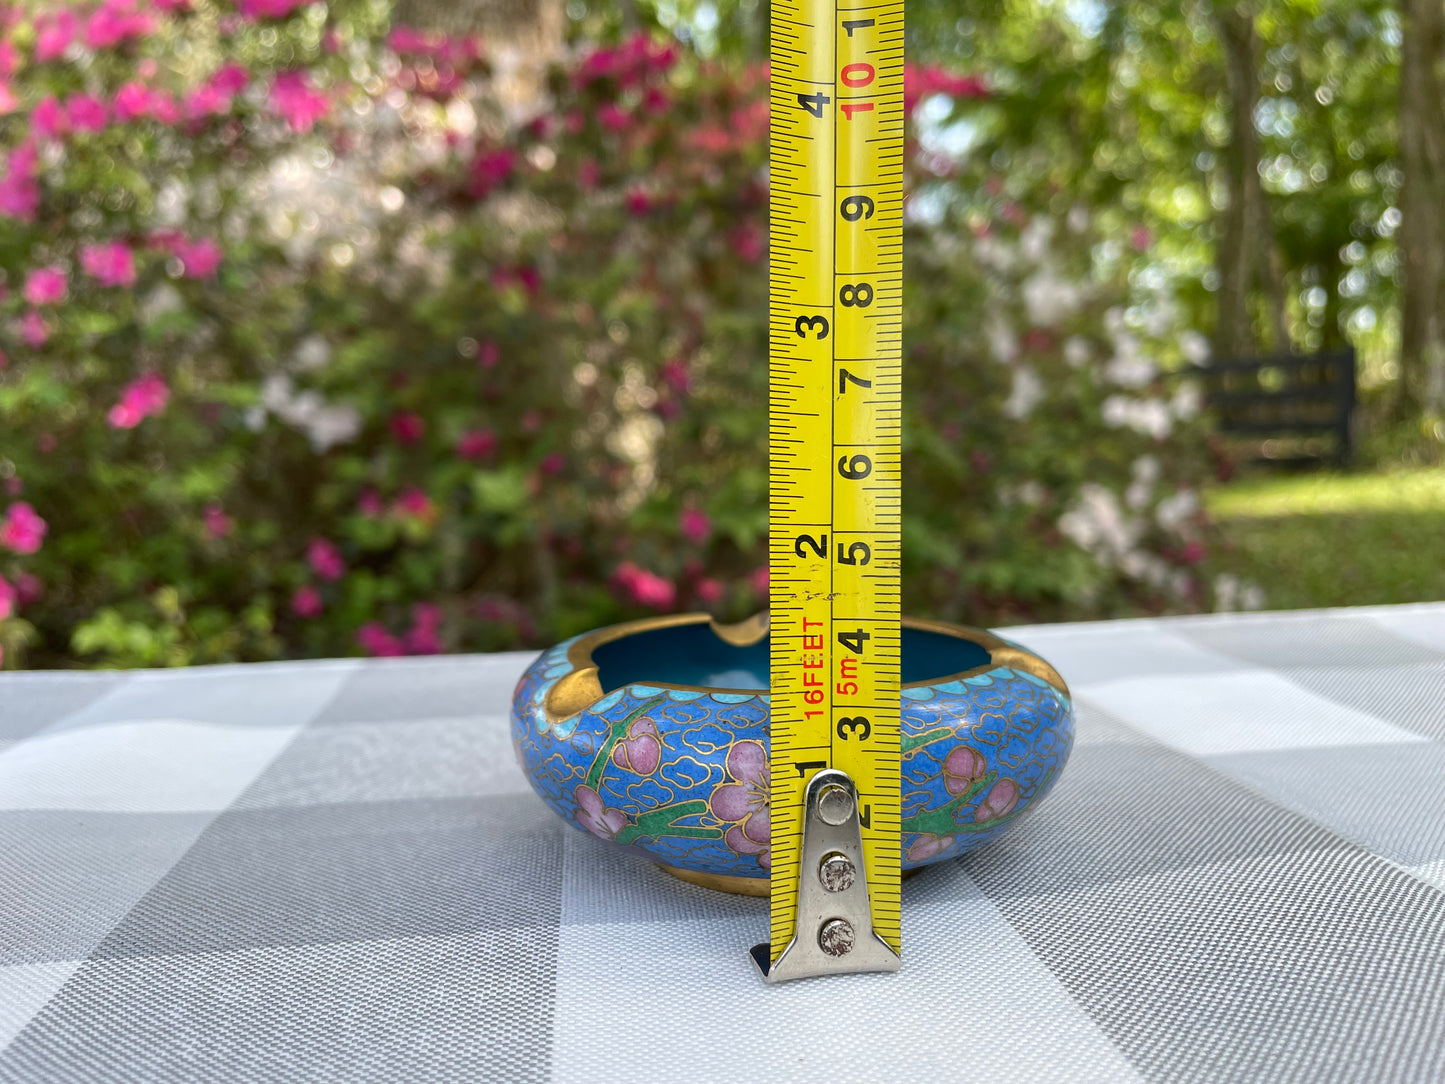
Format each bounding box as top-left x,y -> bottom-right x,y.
1212,5 -> 1290,360
1397,0 -> 1445,417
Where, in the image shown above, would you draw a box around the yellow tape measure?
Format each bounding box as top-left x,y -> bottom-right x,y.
768,0 -> 904,966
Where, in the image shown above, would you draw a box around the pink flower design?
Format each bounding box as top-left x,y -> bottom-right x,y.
974,778 -> 1019,823
81,241 -> 137,287
307,537 -> 345,581
356,622 -> 404,657
711,739 -> 771,870
19,311 -> 49,347
0,502 -> 48,555
390,411 -> 425,445
34,11 -> 78,62
203,503 -> 233,539
575,784 -> 629,842
22,267 -> 66,306
0,574 -> 15,620
612,562 -> 676,610
290,585 -> 322,618
611,715 -> 662,776
679,507 -> 711,545
943,746 -> 988,797
456,429 -> 497,460
240,0 -> 309,18
269,71 -> 330,133
906,833 -> 956,863
107,372 -> 169,429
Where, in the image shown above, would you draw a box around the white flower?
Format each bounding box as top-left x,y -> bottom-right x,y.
973,234 -> 1017,273
1020,217 -> 1054,263
1155,488 -> 1198,531
1003,365 -> 1045,420
1059,483 -> 1141,560
1241,584 -> 1267,610
292,334 -> 332,372
1067,204 -> 1090,233
1102,395 -> 1172,439
1022,265 -> 1086,325
1214,573 -> 1240,611
1178,330 -> 1210,365
1171,382 -> 1203,420
1104,353 -> 1158,388
1063,336 -> 1092,368
987,313 -> 1019,364
306,405 -> 363,452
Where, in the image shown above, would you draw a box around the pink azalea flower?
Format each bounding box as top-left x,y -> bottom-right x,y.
202,502 -> 233,539
679,507 -> 711,545
478,341 -> 499,368
974,778 -> 1019,823
611,715 -> 662,776
624,187 -> 651,216
749,565 -> 769,596
31,97 -> 67,140
574,784 -> 629,841
1131,226 -> 1153,251
404,602 -> 443,655
81,241 -> 136,287
356,622 -> 404,657
729,224 -> 765,263
107,372 -> 169,428
539,452 -> 565,476
22,267 -> 67,306
710,739 -> 771,869
157,234 -> 222,278
65,94 -> 109,133
85,0 -> 155,51
392,487 -> 437,525
306,537 -> 345,581
456,429 -> 497,460
0,40 -> 17,80
611,562 -> 676,610
659,358 -> 689,395
113,82 -> 154,121
0,502 -> 48,555
694,578 -> 723,605
903,64 -> 988,115
598,103 -> 631,132
19,311 -> 49,347
14,572 -> 43,606
357,488 -> 384,517
210,63 -> 250,95
943,746 -> 987,797
0,573 -> 15,620
290,585 -> 322,618
0,142 -> 40,221
390,411 -> 425,445
469,148 -> 514,198
268,71 -> 329,133
1182,540 -> 1207,564
240,0 -> 310,19
906,833 -> 956,863
34,10 -> 79,62
0,83 -> 18,116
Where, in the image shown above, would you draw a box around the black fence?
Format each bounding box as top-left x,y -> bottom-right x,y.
1203,347 -> 1356,466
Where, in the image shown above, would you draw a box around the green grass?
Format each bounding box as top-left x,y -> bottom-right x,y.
1206,467 -> 1445,610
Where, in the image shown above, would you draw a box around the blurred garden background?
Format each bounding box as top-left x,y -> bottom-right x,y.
0,0 -> 1442,668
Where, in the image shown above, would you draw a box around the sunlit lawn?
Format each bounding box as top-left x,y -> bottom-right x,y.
1207,467 -> 1445,610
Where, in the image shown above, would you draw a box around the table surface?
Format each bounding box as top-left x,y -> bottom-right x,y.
2,603 -> 1444,1083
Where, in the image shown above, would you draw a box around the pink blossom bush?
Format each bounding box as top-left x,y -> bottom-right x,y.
0,12 -> 1220,670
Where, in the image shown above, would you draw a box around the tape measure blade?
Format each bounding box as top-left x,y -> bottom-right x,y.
770,0 -> 904,965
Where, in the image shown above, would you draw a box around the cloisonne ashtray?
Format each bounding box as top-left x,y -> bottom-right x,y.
511,612 -> 1073,894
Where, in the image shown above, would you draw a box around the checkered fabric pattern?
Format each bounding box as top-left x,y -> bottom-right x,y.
2,604 -> 1444,1083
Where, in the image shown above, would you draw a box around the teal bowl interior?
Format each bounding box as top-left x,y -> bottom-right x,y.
590,622 -> 993,692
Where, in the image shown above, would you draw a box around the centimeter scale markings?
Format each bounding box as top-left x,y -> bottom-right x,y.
769,0 -> 904,965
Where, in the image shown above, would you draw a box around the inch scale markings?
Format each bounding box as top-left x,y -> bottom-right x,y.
767,0 -> 904,974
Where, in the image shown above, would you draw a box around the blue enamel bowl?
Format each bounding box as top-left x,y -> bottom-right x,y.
510,613 -> 1073,894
